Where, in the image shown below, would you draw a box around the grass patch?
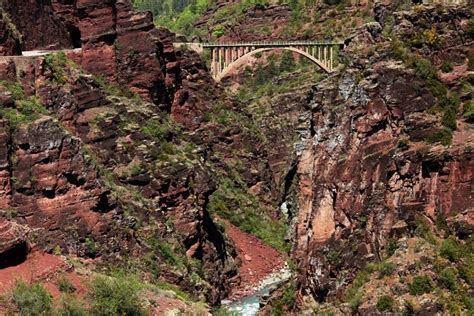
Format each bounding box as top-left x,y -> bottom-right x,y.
88,275 -> 147,316
57,276 -> 76,294
12,280 -> 53,315
0,80 -> 47,131
377,295 -> 394,312
269,281 -> 297,315
408,275 -> 434,295
208,176 -> 288,252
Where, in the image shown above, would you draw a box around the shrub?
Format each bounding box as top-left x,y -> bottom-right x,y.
426,128 -> 453,146
0,80 -> 47,131
442,107 -> 457,130
376,295 -> 394,312
386,239 -> 398,257
88,275 -> 147,316
378,262 -> 396,278
441,61 -> 453,73
403,300 -> 418,316
350,293 -> 362,313
44,52 -> 69,83
57,276 -> 76,294
408,275 -> 434,295
439,236 -> 461,262
463,102 -> 474,122
269,281 -> 297,315
324,0 -> 342,5
12,280 -> 53,315
57,296 -> 88,316
212,25 -> 225,38
465,16 -> 474,38
439,267 -> 458,290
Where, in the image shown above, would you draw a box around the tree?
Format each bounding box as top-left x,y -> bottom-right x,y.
280,50 -> 295,72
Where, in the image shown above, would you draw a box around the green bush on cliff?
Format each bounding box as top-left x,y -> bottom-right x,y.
208,176 -> 288,252
463,102 -> 474,122
0,80 -> 47,131
0,8 -> 23,43
439,236 -> 462,262
465,16 -> 474,38
88,275 -> 147,316
408,275 -> 434,295
56,296 -> 88,316
377,295 -> 394,312
44,52 -> 69,83
426,128 -> 453,146
269,281 -> 297,315
439,267 -> 458,290
12,280 -> 53,315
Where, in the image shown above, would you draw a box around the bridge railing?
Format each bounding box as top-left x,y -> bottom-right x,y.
201,41 -> 344,48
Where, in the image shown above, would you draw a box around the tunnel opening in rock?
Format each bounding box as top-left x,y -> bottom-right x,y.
0,241 -> 29,269
68,26 -> 82,48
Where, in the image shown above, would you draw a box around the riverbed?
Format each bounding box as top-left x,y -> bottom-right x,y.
222,265 -> 291,315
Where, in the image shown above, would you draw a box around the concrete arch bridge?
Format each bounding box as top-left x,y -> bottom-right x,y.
174,41 -> 344,81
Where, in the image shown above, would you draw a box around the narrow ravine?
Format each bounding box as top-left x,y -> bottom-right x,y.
220,222 -> 290,315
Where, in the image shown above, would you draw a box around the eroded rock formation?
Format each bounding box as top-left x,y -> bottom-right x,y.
292,6 -> 473,304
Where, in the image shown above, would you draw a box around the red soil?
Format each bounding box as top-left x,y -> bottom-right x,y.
0,250 -> 87,307
0,251 -> 66,292
225,222 -> 286,300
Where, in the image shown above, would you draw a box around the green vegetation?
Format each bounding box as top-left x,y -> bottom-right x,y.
376,295 -> 394,312
57,276 -> 76,294
426,128 -> 453,146
440,236 -> 462,262
12,280 -> 53,316
57,296 -> 88,316
403,300 -> 418,316
0,80 -> 47,131
88,275 -> 147,316
439,267 -> 458,290
345,260 -> 397,302
208,176 -> 288,252
93,75 -> 140,100
44,52 -> 70,83
132,0 -> 211,35
440,61 -> 453,73
463,102 -> 474,122
0,8 -> 22,43
269,281 -> 297,315
140,117 -> 175,141
389,35 -> 462,145
408,275 -> 434,295
465,16 -> 474,38
377,262 -> 396,278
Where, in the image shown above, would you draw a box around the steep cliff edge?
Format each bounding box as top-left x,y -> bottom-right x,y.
263,4 -> 473,314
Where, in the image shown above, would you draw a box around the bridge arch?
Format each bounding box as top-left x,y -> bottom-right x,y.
216,47 -> 331,82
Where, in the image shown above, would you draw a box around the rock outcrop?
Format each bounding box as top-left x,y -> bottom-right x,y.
2,0 -> 175,106
0,11 -> 21,56
291,5 -> 473,308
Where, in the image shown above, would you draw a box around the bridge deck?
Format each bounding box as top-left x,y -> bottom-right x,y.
201,41 -> 344,48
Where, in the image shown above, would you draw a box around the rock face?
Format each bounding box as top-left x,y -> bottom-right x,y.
193,0 -> 374,42
0,0 -> 239,303
0,12 -> 22,56
2,0 -> 175,106
0,218 -> 28,268
292,6 -> 473,305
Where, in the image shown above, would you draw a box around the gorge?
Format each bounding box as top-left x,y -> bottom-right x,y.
0,0 -> 473,315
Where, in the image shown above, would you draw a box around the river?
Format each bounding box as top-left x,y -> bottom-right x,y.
221,265 -> 291,316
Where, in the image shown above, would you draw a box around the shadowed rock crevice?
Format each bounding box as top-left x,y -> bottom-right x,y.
0,240 -> 28,269
92,191 -> 115,213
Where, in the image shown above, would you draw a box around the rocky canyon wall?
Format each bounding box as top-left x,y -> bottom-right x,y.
293,6 -> 473,305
